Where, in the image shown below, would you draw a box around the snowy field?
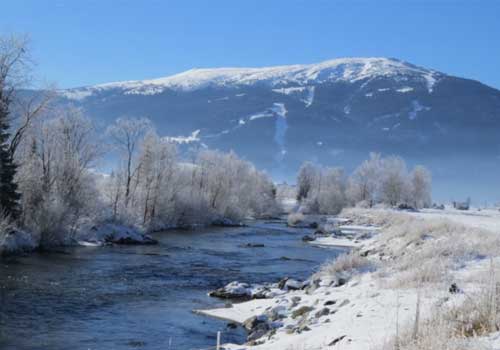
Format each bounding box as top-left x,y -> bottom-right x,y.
411,207 -> 500,233
199,207 -> 500,350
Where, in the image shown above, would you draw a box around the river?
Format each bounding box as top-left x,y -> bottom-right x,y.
0,220 -> 343,350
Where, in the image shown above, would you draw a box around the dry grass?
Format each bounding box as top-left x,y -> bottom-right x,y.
340,208 -> 500,289
382,280 -> 498,350
313,251 -> 372,284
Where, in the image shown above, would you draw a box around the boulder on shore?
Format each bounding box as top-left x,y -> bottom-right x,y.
209,281 -> 253,300
243,315 -> 271,342
277,277 -> 309,291
209,281 -> 286,300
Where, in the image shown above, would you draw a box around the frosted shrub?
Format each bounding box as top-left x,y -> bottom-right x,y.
287,212 -> 305,226
313,252 -> 372,283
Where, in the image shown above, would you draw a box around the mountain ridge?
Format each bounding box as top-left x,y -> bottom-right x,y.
60,57 -> 444,99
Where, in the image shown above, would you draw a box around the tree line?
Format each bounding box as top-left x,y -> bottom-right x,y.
296,153 -> 432,214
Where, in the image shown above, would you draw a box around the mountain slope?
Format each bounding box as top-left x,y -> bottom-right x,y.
56,57 -> 500,201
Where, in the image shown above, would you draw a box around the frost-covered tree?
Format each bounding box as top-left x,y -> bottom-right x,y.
296,161 -> 319,201
191,150 -> 278,222
103,170 -> 124,221
100,130 -> 279,229
315,167 -> 347,214
346,153 -> 381,207
106,117 -> 152,208
16,108 -> 102,245
409,165 -> 432,209
379,156 -> 410,206
135,131 -> 177,228
295,162 -> 347,215
298,154 -> 432,212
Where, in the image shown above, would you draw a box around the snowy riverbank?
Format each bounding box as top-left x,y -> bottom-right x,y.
0,216 -> 250,256
198,207 -> 500,350
0,222 -> 158,256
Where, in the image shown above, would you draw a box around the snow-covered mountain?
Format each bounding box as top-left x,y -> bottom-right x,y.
62,57 -> 440,97
56,57 -> 500,201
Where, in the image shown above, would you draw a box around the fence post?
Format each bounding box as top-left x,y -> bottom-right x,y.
216,331 -> 221,350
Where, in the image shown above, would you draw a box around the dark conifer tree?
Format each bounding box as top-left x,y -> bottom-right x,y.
0,83 -> 21,218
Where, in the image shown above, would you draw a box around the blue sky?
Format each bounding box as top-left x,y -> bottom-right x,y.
1,0 -> 499,89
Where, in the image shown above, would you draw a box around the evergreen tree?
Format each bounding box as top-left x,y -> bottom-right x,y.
0,83 -> 21,218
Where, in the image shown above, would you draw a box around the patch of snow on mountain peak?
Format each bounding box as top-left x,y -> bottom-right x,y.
303,86 -> 315,107
272,86 -> 307,95
273,103 -> 288,162
273,86 -> 315,107
397,86 -> 414,93
249,112 -> 274,121
409,100 -> 431,120
163,130 -> 200,144
271,103 -> 288,118
61,57 -> 442,98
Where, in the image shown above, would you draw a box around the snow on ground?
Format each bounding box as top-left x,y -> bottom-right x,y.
312,224 -> 380,248
410,207 -> 500,233
198,298 -> 277,324
202,273 -> 454,350
481,332 -> 500,349
199,207 -> 500,350
312,236 -> 364,248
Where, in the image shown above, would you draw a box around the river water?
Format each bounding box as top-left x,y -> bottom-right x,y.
0,220 -> 343,350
